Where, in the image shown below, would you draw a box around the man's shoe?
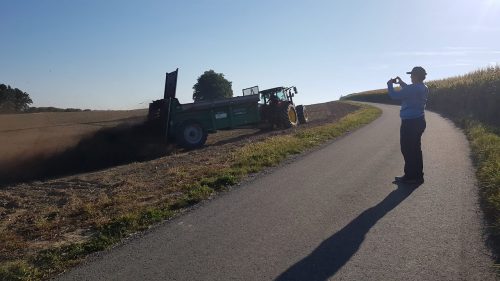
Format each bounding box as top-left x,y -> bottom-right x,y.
400,177 -> 424,185
394,176 -> 409,182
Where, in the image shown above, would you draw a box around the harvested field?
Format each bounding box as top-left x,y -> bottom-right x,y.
0,110 -> 148,172
0,102 -> 357,185
0,101 -> 359,273
0,110 -> 149,185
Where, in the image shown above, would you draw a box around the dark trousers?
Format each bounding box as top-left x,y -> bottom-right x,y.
400,117 -> 426,179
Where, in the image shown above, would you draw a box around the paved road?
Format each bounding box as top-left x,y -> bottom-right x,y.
57,104 -> 496,281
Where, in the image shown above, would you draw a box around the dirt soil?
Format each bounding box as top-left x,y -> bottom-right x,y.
0,101 -> 358,264
0,109 -> 148,179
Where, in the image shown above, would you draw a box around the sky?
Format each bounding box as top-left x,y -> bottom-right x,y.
1,0 -> 500,110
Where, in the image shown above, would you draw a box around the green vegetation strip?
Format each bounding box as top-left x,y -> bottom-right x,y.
466,121 -> 500,248
0,104 -> 381,281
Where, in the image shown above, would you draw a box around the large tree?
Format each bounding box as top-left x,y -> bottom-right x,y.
192,70 -> 233,102
0,84 -> 33,113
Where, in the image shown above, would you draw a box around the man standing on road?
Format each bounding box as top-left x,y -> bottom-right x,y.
387,66 -> 429,185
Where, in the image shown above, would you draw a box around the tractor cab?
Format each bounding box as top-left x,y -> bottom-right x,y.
242,84 -> 307,128
259,86 -> 297,106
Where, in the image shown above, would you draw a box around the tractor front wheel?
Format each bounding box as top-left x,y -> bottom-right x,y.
176,121 -> 208,149
296,105 -> 309,124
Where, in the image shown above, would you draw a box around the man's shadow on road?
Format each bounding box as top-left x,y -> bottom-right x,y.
275,182 -> 420,281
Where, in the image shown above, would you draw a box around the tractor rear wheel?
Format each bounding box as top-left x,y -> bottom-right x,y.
296,105 -> 309,124
176,121 -> 208,149
278,104 -> 298,128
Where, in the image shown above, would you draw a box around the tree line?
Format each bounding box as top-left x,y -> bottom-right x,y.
0,84 -> 91,113
1,69 -> 234,114
0,84 -> 33,113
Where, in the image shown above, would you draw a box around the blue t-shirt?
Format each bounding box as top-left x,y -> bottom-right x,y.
388,82 -> 428,119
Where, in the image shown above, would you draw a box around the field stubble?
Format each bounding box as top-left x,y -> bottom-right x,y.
0,101 -> 360,272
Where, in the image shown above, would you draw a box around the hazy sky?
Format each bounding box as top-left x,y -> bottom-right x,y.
1,0 -> 499,109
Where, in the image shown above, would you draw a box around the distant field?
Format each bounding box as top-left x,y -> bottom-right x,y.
0,109 -> 148,164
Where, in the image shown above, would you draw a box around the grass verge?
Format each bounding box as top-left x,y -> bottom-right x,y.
0,103 -> 381,281
465,120 -> 500,263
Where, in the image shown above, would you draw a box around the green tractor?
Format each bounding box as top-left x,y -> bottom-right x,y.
148,70 -> 309,149
244,86 -> 308,129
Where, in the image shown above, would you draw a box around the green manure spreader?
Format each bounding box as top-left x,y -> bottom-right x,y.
148,69 -> 308,149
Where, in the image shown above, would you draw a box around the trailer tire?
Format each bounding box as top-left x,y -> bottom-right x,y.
279,104 -> 298,128
176,121 -> 208,149
296,105 -> 308,124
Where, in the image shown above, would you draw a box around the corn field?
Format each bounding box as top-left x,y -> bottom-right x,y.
342,66 -> 500,127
